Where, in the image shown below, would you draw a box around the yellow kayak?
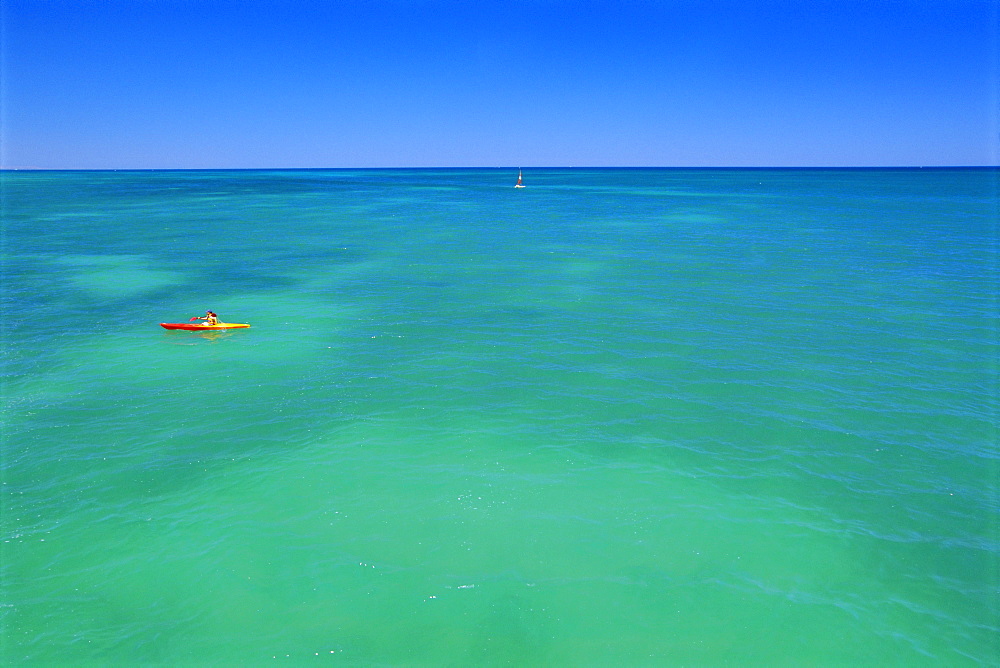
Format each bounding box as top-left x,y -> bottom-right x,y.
160,322 -> 250,330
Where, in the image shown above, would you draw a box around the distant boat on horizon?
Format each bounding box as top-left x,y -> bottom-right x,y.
514,169 -> 525,188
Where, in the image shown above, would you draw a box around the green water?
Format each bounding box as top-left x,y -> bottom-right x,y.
2,168 -> 997,664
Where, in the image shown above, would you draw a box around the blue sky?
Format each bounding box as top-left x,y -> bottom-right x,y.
2,0 -> 996,168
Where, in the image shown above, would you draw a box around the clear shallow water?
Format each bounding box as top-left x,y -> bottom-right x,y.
1,168 -> 997,664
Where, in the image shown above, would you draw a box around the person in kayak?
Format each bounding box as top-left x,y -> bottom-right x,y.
194,310 -> 219,325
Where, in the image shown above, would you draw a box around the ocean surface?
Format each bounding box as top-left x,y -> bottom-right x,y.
1,167 -> 997,665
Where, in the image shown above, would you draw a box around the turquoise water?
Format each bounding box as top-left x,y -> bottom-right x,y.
2,168 -> 997,665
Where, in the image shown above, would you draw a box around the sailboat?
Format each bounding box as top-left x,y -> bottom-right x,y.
514,169 -> 525,188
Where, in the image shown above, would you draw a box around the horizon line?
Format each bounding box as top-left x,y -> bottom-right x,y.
2,165 -> 997,172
